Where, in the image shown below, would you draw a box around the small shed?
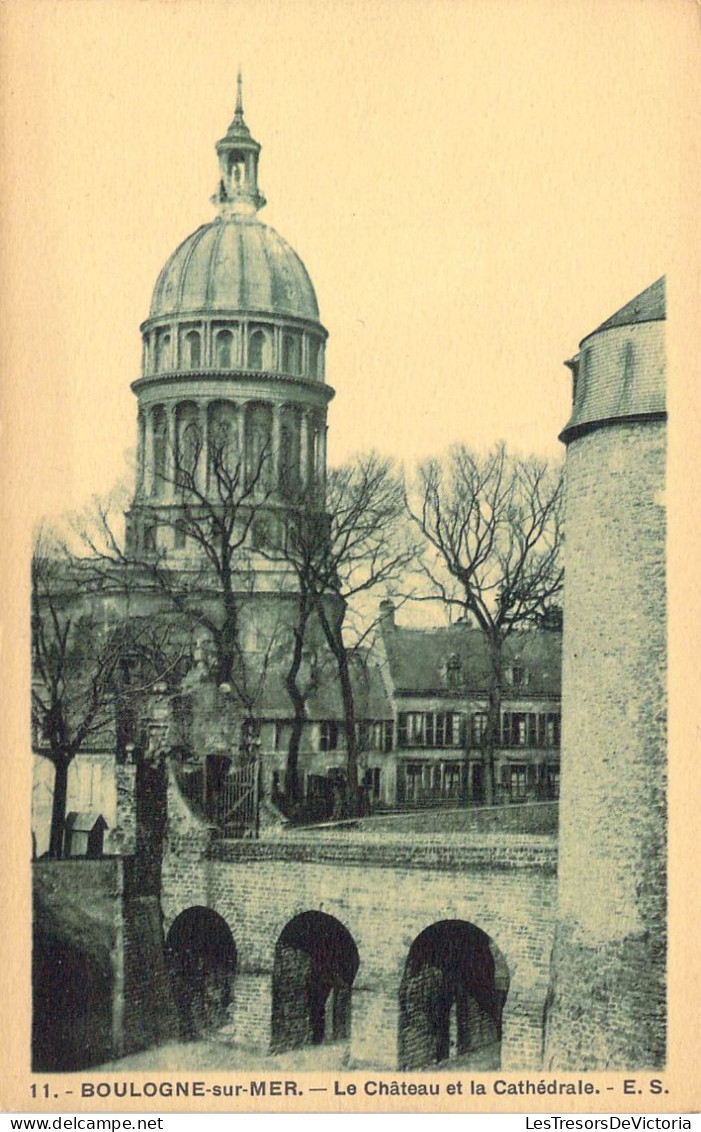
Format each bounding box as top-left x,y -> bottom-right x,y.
64,812 -> 108,859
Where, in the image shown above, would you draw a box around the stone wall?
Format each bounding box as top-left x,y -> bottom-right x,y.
33,859 -> 178,1071
544,419 -> 666,1069
160,778 -> 557,1070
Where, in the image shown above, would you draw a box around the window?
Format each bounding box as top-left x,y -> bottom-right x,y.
319,720 -> 339,752
248,327 -> 271,371
156,332 -> 171,372
502,712 -> 537,747
363,767 -> 381,801
282,332 -> 301,375
397,712 -> 463,749
510,765 -> 528,799
308,338 -> 321,378
273,722 -> 284,751
184,330 -> 201,369
216,329 -> 234,368
538,712 -> 561,747
144,523 -> 158,553
471,712 -> 489,746
373,720 -> 393,752
174,525 -> 187,550
446,655 -> 462,689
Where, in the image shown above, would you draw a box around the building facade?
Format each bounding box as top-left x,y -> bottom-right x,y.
374,602 -> 561,808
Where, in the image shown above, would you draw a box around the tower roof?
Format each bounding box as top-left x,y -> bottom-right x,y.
582,277 -> 666,344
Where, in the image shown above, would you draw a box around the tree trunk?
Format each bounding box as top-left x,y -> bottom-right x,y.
316,596 -> 359,817
49,755 -> 70,858
284,603 -> 309,807
485,634 -> 504,806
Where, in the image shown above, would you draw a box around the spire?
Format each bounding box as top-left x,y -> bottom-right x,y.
213,79 -> 266,217
234,69 -> 244,123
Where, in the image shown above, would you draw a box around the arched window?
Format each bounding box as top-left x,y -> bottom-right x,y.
282,332 -> 301,375
184,330 -> 201,369
216,329 -> 234,369
156,333 -> 171,373
308,339 -> 321,379
248,327 -> 271,371
249,329 -> 264,371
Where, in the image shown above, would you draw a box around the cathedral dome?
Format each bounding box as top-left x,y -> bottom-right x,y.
149,216 -> 320,323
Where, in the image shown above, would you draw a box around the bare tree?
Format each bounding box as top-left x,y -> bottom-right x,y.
407,443 -> 564,804
31,538 -> 174,857
269,453 -> 416,814
80,423 -> 277,728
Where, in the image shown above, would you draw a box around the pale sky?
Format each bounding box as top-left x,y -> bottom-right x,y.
1,0 -> 696,525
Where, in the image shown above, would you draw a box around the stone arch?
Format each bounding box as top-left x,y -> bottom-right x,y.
271,910 -> 360,1054
164,906 -> 237,1040
398,919 -> 510,1070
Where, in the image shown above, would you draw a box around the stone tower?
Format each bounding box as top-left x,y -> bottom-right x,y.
544,278 -> 667,1068
125,76 -> 333,597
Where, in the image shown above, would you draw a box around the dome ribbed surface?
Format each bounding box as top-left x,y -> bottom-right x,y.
150,216 -> 319,321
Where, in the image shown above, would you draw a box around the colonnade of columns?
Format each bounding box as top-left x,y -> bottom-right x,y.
137,397 -> 327,501
142,319 -> 324,381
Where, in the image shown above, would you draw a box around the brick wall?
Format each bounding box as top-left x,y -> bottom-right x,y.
160,777 -> 557,1069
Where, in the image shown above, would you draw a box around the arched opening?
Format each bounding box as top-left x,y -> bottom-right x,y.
165,907 -> 237,1040
183,329 -> 201,369
281,331 -> 302,376
308,338 -> 321,379
398,920 -> 509,1070
208,401 -> 239,482
215,328 -> 234,369
271,911 -> 359,1054
155,331 -> 171,373
248,326 -> 271,371
244,402 -> 272,491
152,405 -> 167,498
279,406 -> 302,498
176,402 -> 201,483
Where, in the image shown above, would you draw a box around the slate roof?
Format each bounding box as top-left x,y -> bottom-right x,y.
254,654 -> 393,721
583,276 -> 665,342
381,623 -> 562,698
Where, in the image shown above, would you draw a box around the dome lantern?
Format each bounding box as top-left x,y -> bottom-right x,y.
212,72 -> 266,217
